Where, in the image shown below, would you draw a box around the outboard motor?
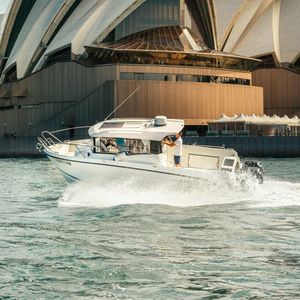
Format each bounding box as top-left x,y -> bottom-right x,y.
241,160 -> 264,184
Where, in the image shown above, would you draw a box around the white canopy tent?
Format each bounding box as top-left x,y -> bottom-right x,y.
208,114 -> 300,136
210,114 -> 300,126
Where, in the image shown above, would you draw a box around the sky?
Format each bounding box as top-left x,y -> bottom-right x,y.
0,0 -> 10,14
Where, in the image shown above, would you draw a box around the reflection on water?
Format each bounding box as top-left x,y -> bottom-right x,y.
0,158 -> 299,299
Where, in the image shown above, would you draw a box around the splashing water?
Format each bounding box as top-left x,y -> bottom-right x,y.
58,173 -> 300,209
250,180 -> 300,208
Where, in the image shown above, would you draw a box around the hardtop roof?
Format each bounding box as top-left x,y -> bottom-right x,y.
88,117 -> 184,141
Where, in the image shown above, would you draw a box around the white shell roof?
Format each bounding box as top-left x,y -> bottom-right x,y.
88,118 -> 184,141
214,0 -> 244,50
71,0 -> 144,55
215,0 -> 300,64
0,15 -> 3,31
231,3 -> 274,58
1,0 -> 75,78
2,0 -> 144,78
2,0 -> 300,79
0,0 -> 20,57
36,0 -> 144,69
3,0 -> 51,74
278,0 -> 300,63
33,0 -> 101,72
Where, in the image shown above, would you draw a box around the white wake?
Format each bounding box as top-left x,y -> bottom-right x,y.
58,175 -> 300,209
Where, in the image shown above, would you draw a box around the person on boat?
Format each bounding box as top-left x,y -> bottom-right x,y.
115,138 -> 127,152
163,132 -> 183,167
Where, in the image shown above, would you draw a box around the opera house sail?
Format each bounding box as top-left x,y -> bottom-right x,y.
0,0 -> 299,139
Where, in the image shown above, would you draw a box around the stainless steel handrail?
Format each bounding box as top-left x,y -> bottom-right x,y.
37,126 -> 93,158
47,125 -> 91,135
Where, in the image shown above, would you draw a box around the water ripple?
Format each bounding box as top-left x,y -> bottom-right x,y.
0,158 -> 300,299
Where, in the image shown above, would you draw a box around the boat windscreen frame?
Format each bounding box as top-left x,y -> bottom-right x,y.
93,137 -> 163,155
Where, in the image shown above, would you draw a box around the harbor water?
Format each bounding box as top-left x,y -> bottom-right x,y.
0,158 -> 300,299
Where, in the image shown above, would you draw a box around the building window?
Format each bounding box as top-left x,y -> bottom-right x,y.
134,73 -> 144,80
119,72 -> 250,85
120,72 -> 134,80
144,73 -> 166,80
176,74 -> 194,82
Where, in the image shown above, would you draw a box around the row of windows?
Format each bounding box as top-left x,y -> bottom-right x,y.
120,72 -> 251,85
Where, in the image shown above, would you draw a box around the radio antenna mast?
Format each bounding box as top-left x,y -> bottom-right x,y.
104,86 -> 141,121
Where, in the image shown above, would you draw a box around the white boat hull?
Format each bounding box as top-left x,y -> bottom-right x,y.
45,150 -> 234,186
37,117 -> 264,190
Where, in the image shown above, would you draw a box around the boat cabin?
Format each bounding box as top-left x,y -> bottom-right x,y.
89,116 -> 183,155
40,116 -> 240,172
87,116 -> 240,171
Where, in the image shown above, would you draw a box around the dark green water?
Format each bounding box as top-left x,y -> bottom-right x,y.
0,158 -> 300,299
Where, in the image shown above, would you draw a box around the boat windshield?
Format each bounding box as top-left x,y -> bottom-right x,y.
93,138 -> 162,155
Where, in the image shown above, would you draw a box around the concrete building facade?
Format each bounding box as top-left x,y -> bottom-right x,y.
0,0 -> 299,138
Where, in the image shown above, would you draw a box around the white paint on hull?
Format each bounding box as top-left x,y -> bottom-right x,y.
46,150 -> 233,186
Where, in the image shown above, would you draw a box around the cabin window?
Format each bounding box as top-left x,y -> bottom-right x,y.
94,138 -> 162,155
150,141 -> 162,154
223,158 -> 235,167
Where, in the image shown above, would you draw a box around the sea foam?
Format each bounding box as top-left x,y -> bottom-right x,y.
58,174 -> 300,209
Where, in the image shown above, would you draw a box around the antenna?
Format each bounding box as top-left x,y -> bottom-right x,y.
104,86 -> 141,121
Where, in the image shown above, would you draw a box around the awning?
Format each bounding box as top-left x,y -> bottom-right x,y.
208,114 -> 300,126
210,113 -> 237,123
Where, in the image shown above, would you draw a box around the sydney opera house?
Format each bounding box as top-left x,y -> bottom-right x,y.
0,0 -> 300,138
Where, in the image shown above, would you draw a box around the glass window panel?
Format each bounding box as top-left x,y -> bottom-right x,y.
134,73 -> 144,80
120,72 -> 249,86
120,72 -> 134,80
144,73 -> 166,81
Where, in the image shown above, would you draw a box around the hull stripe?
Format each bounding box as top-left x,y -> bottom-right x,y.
57,167 -> 79,180
46,152 -> 203,180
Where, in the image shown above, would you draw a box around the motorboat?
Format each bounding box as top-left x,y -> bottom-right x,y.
37,116 -> 264,186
